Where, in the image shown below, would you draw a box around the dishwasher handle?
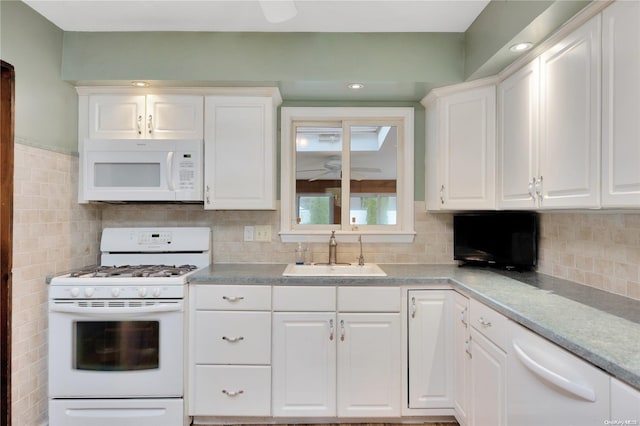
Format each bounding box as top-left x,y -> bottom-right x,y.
512,341 -> 596,402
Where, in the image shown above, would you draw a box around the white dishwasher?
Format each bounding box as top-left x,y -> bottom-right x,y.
507,321 -> 610,426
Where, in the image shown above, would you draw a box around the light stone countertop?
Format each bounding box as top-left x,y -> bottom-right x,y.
189,263 -> 640,390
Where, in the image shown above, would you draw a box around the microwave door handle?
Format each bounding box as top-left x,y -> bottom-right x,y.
166,151 -> 175,191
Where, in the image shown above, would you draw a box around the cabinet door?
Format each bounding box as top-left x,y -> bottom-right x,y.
497,59 -> 539,209
88,95 -> 145,139
470,328 -> 506,426
272,312 -> 337,417
538,15 -> 601,208
601,1 -> 640,207
337,313 -> 401,417
407,290 -> 453,409
453,292 -> 470,426
146,95 -> 203,139
204,96 -> 275,210
438,85 -> 496,210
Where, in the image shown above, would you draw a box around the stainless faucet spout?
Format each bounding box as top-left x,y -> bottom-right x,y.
328,231 -> 337,265
358,235 -> 365,266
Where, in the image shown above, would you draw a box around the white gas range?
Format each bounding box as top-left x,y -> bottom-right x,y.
48,227 -> 211,426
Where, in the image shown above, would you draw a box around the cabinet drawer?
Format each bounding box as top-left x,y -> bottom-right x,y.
338,286 -> 401,312
273,286 -> 336,311
191,365 -> 271,416
470,298 -> 508,350
194,285 -> 271,310
194,311 -> 271,364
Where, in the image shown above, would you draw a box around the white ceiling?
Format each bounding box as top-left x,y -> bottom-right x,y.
23,0 -> 490,33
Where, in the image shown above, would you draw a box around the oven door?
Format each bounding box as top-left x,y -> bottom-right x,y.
48,299 -> 184,398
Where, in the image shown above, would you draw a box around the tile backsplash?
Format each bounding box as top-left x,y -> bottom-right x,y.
101,202 -> 456,265
538,212 -> 640,301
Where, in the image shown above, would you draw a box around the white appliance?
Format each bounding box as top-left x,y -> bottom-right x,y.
48,227 -> 211,426
82,138 -> 203,202
507,321 -> 610,426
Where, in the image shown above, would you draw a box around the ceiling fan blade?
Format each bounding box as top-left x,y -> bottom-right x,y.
297,168 -> 326,173
352,167 -> 382,173
308,170 -> 335,182
259,0 -> 297,24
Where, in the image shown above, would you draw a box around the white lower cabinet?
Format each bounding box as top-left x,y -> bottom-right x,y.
337,312 -> 402,417
272,311 -> 337,417
468,299 -> 507,426
272,286 -> 401,418
453,292 -> 470,426
189,285 -> 272,417
507,320 -> 610,426
407,290 -> 454,409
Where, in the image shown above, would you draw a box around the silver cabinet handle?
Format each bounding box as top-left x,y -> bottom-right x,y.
222,389 -> 244,397
147,114 -> 153,134
340,319 -> 345,341
440,184 -> 445,205
461,306 -> 468,326
137,114 -> 143,135
465,337 -> 472,358
478,316 -> 492,327
410,297 -> 416,318
535,175 -> 543,200
528,177 -> 536,200
329,319 -> 334,341
206,185 -> 210,205
222,296 -> 244,302
222,336 -> 244,343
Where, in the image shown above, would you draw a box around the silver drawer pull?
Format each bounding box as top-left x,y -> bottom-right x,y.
222,296 -> 244,302
478,317 -> 492,327
329,319 -> 334,341
222,389 -> 244,397
222,336 -> 244,343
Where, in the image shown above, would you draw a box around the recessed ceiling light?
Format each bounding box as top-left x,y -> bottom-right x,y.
509,42 -> 533,53
131,81 -> 150,87
348,83 -> 364,90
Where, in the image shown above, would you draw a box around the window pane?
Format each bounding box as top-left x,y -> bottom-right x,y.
350,195 -> 397,225
295,125 -> 342,225
297,194 -> 333,225
350,125 -> 397,226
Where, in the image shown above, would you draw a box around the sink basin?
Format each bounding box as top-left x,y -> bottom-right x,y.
282,263 -> 387,277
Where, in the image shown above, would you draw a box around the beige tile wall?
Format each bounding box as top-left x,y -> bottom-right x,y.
101,202 -> 456,265
12,144 -> 101,426
538,212 -> 640,301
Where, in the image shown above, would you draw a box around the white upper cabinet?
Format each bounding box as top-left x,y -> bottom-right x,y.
204,96 -> 277,210
538,14 -> 601,209
497,59 -> 540,209
601,0 -> 640,207
424,83 -> 496,211
498,14 -> 601,209
88,94 -> 203,139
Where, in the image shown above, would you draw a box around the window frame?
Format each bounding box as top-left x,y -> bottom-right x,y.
280,107 -> 415,243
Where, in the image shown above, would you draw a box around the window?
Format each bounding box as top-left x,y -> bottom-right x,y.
281,107 -> 415,243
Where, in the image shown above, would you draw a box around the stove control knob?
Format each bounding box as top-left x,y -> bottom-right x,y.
138,287 -> 148,298
111,287 -> 121,297
152,288 -> 162,298
84,287 -> 95,298
70,287 -> 80,298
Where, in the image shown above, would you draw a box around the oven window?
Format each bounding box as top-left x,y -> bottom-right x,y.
75,321 -> 160,371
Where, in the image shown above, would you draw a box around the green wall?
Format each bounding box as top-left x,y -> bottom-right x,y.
0,0 -> 78,155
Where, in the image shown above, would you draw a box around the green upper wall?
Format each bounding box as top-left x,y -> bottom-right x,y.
0,0 -> 78,155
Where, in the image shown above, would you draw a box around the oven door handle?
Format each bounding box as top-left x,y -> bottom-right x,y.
49,304 -> 182,316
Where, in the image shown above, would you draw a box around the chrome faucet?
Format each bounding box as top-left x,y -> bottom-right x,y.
328,231 -> 337,265
358,235 -> 365,266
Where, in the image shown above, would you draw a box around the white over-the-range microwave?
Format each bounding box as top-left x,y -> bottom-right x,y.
81,138 -> 203,202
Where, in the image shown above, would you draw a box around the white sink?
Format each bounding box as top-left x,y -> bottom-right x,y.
282,263 -> 387,277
